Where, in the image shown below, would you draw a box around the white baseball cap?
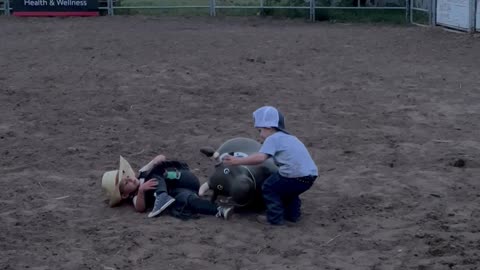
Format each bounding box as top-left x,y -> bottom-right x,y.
253,106 -> 289,134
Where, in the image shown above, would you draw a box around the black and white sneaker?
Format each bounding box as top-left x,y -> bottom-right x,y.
148,193 -> 176,218
216,206 -> 234,220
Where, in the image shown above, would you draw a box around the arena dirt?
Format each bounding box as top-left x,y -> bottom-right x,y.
1,16 -> 480,270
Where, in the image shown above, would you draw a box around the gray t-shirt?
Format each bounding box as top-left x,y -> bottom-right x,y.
259,132 -> 318,178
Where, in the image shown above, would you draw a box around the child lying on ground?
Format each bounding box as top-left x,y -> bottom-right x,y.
101,155 -> 233,220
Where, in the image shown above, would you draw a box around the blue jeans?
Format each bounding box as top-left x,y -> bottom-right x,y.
145,170 -> 202,209
161,171 -> 218,217
170,188 -> 219,216
150,169 -> 200,195
262,173 -> 316,225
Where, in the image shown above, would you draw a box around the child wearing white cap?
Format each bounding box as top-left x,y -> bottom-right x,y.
223,106 -> 317,225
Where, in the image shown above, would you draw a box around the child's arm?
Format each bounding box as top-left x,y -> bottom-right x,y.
139,155 -> 166,174
223,152 -> 268,166
133,179 -> 158,212
133,192 -> 147,212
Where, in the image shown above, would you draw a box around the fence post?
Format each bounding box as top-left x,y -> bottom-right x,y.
475,0 -> 479,31
409,0 -> 413,24
427,0 -> 431,25
405,0 -> 409,24
468,0 -> 475,33
430,0 -> 436,26
107,0 -> 113,15
309,0 -> 315,22
5,0 -> 10,15
209,0 -> 216,16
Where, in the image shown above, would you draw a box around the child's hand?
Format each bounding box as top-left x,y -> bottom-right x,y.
222,155 -> 238,166
139,179 -> 158,192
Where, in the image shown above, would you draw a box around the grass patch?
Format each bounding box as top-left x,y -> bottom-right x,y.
119,0 -> 208,7
113,0 -> 209,15
215,8 -> 263,17
315,9 -> 408,24
113,7 -> 210,16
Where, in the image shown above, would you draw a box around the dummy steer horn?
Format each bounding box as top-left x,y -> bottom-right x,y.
200,147 -> 217,158
198,182 -> 210,196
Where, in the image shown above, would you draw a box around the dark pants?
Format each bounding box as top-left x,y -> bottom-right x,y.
152,169 -> 200,195
153,170 -> 218,217
171,189 -> 218,215
262,173 -> 316,225
154,177 -> 168,195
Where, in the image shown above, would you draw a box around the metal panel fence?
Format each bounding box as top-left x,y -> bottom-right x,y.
1,0 -> 410,18
410,0 -> 432,26
0,0 -> 425,21
1,0 -> 10,15
98,0 -> 409,21
3,0 -> 475,32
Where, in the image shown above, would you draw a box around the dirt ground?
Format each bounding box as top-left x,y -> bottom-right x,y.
1,15 -> 480,270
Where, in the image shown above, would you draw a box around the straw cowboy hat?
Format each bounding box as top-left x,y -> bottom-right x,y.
102,156 -> 136,207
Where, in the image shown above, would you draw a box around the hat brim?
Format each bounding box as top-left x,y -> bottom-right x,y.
105,156 -> 136,207
108,172 -> 122,207
275,127 -> 290,134
101,170 -> 122,207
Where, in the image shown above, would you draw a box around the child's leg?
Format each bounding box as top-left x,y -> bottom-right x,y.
186,194 -> 218,216
282,176 -> 316,222
172,189 -> 233,220
152,176 -> 168,195
149,176 -> 175,218
283,196 -> 301,222
261,173 -> 286,225
263,174 -> 315,224
167,170 -> 200,192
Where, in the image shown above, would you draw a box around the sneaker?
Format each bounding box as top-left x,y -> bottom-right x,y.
148,193 -> 176,218
256,215 -> 284,226
256,215 -> 270,225
216,206 -> 233,220
284,216 -> 301,223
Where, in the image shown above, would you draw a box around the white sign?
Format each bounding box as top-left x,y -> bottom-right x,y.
436,0 -> 470,30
